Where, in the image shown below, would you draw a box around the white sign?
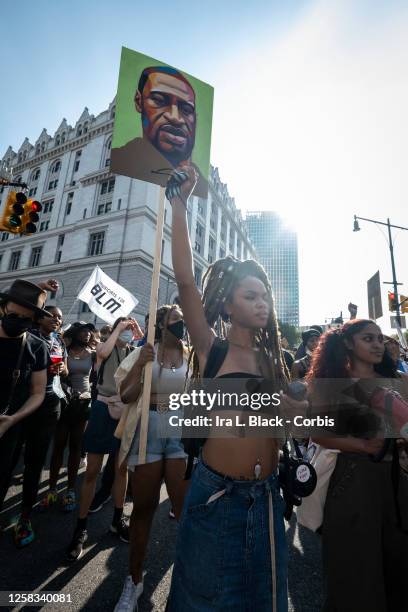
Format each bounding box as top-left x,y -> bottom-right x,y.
78,266 -> 138,324
390,316 -> 406,330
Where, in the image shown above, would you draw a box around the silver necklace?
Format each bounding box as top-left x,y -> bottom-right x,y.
228,339 -> 260,352
254,458 -> 262,479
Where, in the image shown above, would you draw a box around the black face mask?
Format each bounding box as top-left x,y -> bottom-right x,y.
1,313 -> 32,337
167,320 -> 185,340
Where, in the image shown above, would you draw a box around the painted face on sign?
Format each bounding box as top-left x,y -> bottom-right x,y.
135,70 -> 196,166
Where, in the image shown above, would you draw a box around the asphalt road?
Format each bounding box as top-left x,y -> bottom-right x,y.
0,459 -> 323,612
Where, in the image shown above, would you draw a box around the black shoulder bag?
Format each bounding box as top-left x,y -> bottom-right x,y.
1,333 -> 27,416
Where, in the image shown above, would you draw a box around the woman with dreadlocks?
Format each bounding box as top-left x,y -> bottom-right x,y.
113,304 -> 190,612
165,165 -> 295,612
307,319 -> 408,612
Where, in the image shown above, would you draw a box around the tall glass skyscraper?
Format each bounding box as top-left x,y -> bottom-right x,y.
245,211 -> 299,326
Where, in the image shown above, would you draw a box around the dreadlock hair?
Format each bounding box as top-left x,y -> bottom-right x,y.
306,319 -> 397,382
188,256 -> 289,390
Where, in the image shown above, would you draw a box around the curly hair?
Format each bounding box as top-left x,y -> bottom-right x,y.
188,256 -> 289,390
306,319 -> 397,381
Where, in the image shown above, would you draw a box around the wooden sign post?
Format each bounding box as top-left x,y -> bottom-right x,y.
138,186 -> 166,463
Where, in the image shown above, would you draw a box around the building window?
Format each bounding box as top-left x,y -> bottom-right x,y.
118,198 -> 121,210
31,168 -> 40,181
58,234 -> 65,246
88,231 -> 105,256
0,254 -> 3,270
219,248 -> 226,259
208,255 -> 213,264
196,223 -> 203,238
51,160 -> 61,173
39,220 -> 50,232
74,150 -> 82,173
9,251 -> 21,271
77,125 -> 82,137
83,122 -> 88,134
110,107 -> 116,120
28,187 -> 37,197
97,202 -> 112,215
65,192 -> 74,216
194,266 -> 202,287
81,302 -> 91,313
55,135 -> 60,146
209,236 -> 215,250
61,132 -> 66,143
56,251 -> 62,263
48,179 -> 58,191
83,208 -> 87,219
29,246 -> 43,267
100,178 -> 115,195
1,232 -> 9,242
194,241 -> 201,254
43,200 -> 54,214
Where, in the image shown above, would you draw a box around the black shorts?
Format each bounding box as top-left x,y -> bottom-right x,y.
60,397 -> 91,425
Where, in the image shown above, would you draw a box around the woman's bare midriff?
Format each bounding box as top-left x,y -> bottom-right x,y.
202,437 -> 279,480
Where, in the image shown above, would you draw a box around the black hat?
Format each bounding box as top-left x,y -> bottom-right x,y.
64,321 -> 96,334
302,328 -> 321,344
0,279 -> 52,317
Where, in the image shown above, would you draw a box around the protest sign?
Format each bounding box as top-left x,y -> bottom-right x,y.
111,46 -> 214,198
78,266 -> 138,324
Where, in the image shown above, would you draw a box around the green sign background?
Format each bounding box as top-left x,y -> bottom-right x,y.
112,46 -> 214,183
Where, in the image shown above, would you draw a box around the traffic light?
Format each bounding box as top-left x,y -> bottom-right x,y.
400,295 -> 408,314
388,293 -> 398,312
22,199 -> 42,234
0,191 -> 27,233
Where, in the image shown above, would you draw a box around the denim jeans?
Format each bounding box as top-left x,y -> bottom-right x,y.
167,458 -> 288,611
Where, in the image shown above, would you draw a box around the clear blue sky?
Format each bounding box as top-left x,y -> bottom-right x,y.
0,0 -> 310,150
2,0 -> 407,329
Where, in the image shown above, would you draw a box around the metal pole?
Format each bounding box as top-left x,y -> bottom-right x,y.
387,218 -> 401,326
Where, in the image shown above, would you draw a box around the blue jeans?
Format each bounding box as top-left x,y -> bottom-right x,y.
167,458 -> 288,611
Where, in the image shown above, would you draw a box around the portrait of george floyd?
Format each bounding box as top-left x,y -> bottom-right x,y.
111,47 -> 214,198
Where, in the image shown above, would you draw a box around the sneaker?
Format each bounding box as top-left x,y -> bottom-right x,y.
14,517 -> 35,548
66,528 -> 88,562
79,455 -> 87,470
113,573 -> 146,612
110,517 -> 129,543
62,490 -> 77,512
89,490 -> 111,514
38,491 -> 58,511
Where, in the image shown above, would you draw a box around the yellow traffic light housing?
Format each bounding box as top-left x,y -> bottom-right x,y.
0,191 -> 27,233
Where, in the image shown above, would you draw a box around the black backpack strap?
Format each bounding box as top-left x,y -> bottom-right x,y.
203,338 -> 229,378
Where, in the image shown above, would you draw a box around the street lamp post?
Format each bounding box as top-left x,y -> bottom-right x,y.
353,215 -> 408,326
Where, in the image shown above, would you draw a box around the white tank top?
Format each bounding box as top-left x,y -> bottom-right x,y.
150,353 -> 188,395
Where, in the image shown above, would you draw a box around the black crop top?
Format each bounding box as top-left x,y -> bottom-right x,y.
204,338 -> 261,379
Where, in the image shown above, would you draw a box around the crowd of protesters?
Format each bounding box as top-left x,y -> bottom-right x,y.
1,168 -> 408,612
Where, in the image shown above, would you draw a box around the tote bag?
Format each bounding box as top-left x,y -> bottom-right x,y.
296,443 -> 339,532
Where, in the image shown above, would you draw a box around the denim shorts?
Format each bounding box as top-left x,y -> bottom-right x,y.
83,400 -> 120,455
127,410 -> 186,468
167,458 -> 288,611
